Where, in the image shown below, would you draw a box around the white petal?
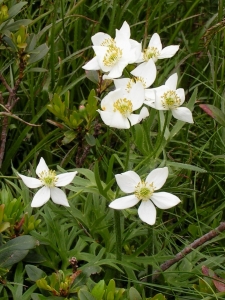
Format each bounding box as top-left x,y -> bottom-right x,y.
144,88 -> 156,102
55,172 -> 77,187
114,78 -> 130,90
18,173 -> 43,189
151,192 -> 181,209
131,59 -> 157,88
154,86 -> 170,110
109,195 -> 139,209
91,32 -> 112,46
172,107 -> 194,123
138,200 -> 156,225
149,33 -> 162,51
176,88 -> 185,105
138,107 -> 149,121
36,157 -> 49,177
50,187 -> 70,207
106,59 -> 129,79
115,171 -> 141,193
31,186 -> 50,207
165,73 -> 178,90
97,110 -> 130,129
145,167 -> 168,190
129,39 -> 142,63
158,45 -> 179,59
93,46 -> 112,72
101,89 -> 123,112
82,57 -> 101,71
128,113 -> 142,126
129,81 -> 145,110
119,21 -> 130,38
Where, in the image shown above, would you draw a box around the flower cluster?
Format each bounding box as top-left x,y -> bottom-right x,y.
83,21 -> 194,128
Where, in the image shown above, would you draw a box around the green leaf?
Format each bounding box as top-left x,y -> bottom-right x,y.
78,290 -> 96,300
28,43 -> 49,64
149,293 -> 166,300
128,287 -> 142,300
8,2 -> 27,18
25,265 -> 46,281
167,161 -> 207,173
200,104 -> 225,126
91,280 -> 105,300
0,235 -> 38,268
85,133 -> 96,146
3,19 -> 31,31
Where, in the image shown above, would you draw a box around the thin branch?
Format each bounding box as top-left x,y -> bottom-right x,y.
153,222 -> 225,281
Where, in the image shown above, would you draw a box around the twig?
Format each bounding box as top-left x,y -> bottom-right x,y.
153,221 -> 225,281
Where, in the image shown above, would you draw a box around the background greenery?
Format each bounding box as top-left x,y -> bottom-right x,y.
1,0 -> 225,299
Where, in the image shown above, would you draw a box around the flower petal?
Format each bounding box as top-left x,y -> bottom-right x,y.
50,187 -> 70,207
138,200 -> 156,225
151,192 -> 181,209
172,107 -> 194,123
31,186 -> 50,207
18,173 -> 43,189
165,73 -> 178,90
91,32 -> 112,46
118,21 -> 130,38
115,171 -> 141,193
138,107 -> 149,121
176,88 -> 185,105
82,56 -> 101,71
109,195 -> 139,209
36,157 -> 49,177
97,110 -> 130,129
55,172 -> 77,187
114,78 -> 130,90
158,45 -> 179,59
149,33 -> 162,51
131,59 -> 157,88
145,167 -> 168,190
129,81 -> 145,110
128,113 -> 142,126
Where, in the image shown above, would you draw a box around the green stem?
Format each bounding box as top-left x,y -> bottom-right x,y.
114,210 -> 122,261
134,111 -> 169,172
124,130 -> 130,171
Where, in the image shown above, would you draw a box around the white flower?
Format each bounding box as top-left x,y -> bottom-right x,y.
83,21 -> 141,79
18,158 -> 77,207
138,33 -> 179,64
109,167 -> 181,225
145,73 -> 194,123
97,81 -> 145,129
114,59 -> 157,92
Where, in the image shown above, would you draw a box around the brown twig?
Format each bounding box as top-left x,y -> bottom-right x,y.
153,221 -> 225,281
0,51 -> 28,168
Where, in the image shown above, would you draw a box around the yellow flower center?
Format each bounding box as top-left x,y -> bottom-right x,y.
134,181 -> 155,201
126,77 -> 147,92
39,170 -> 58,187
113,98 -> 133,117
161,90 -> 181,109
103,43 -> 123,67
143,46 -> 160,62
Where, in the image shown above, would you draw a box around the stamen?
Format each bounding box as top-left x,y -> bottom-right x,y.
39,170 -> 58,187
103,44 -> 123,67
134,181 -> 155,201
161,90 -> 181,109
143,46 -> 160,62
101,37 -> 115,47
113,98 -> 133,117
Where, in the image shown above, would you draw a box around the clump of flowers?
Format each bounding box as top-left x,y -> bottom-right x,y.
83,21 -> 193,129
